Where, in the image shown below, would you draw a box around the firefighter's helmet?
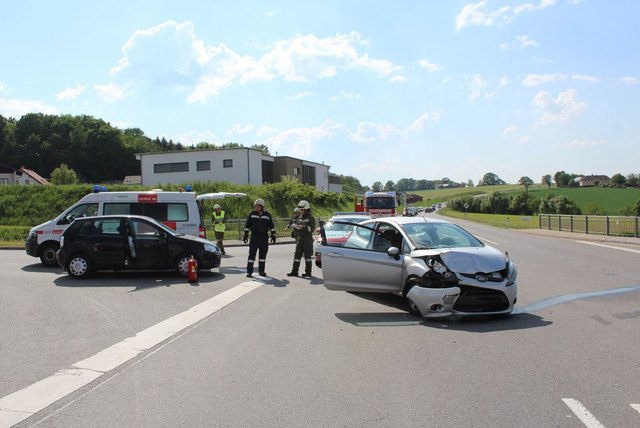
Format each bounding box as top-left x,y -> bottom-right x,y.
297,200 -> 311,210
254,198 -> 265,207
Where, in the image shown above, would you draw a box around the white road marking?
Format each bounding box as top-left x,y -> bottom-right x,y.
514,286 -> 640,314
631,404 -> 640,414
577,240 -> 640,254
0,281 -> 261,428
562,398 -> 605,428
476,236 -> 499,245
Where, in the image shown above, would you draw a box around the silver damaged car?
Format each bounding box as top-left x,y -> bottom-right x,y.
320,216 -> 517,318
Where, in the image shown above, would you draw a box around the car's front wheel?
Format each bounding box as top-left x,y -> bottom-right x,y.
67,254 -> 92,279
175,254 -> 197,276
40,243 -> 59,267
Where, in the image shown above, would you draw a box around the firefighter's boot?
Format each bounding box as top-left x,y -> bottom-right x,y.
246,262 -> 254,278
301,260 -> 312,278
258,261 -> 266,276
287,260 -> 300,277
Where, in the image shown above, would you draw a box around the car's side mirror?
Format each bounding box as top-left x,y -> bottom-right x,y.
387,246 -> 400,260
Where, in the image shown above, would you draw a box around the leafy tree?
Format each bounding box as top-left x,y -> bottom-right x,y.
467,179 -> 474,188
50,163 -> 79,184
634,200 -> 640,216
518,176 -> 533,191
339,175 -> 365,194
509,191 -> 539,215
541,174 -> 552,189
539,195 -> 581,215
480,192 -> 509,214
396,178 -> 416,191
251,144 -> 270,155
481,172 -> 506,186
611,173 -> 626,187
383,180 -> 396,191
626,173 -> 639,188
553,171 -> 570,187
371,181 -> 383,191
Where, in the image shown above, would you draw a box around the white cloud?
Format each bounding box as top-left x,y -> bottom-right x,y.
455,0 -> 556,30
109,21 -> 401,103
289,91 -> 314,100
518,135 -> 531,145
620,76 -> 639,85
331,91 -> 361,102
226,123 -> 254,137
503,125 -> 518,136
171,130 -> 218,146
516,34 -> 539,47
500,75 -> 509,86
0,81 -> 5,93
533,88 -> 586,127
558,139 -> 606,149
522,73 -> 598,86
94,83 -> 128,102
351,111 -> 441,143
469,74 -> 497,101
0,98 -> 56,118
499,42 -> 510,50
258,119 -> 344,158
390,75 -> 406,82
257,126 -> 278,137
418,59 -> 441,72
56,84 -> 87,101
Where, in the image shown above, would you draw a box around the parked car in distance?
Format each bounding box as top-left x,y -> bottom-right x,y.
57,215 -> 222,279
320,216 -> 517,318
314,212 -> 372,268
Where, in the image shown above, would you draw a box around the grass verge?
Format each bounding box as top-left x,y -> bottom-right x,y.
438,209 -> 539,229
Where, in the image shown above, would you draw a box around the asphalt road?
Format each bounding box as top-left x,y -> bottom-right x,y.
1,219 -> 640,427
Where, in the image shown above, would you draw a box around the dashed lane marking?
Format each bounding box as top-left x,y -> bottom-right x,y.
562,398 -> 606,428
631,404 -> 640,414
0,281 -> 261,428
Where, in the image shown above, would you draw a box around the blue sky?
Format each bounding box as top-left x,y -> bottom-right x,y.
1,0 -> 638,186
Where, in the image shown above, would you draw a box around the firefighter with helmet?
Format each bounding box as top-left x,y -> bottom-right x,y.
243,198 -> 276,277
211,203 -> 226,255
287,200 -> 315,278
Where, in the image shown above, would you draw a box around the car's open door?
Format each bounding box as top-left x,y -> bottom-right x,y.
195,192 -> 246,239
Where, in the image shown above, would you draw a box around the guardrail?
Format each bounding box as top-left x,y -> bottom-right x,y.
539,214 -> 640,238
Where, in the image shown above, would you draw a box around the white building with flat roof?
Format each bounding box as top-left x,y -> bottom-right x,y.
137,148 -> 332,191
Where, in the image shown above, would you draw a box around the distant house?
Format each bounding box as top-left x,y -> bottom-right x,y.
0,164 -> 50,185
577,175 -> 610,187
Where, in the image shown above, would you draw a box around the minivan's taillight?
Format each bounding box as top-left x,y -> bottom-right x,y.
199,226 -> 206,239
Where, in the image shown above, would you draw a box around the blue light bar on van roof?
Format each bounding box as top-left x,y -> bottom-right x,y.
185,185 -> 193,192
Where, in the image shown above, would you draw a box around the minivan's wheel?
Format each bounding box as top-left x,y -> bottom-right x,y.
175,254 -> 196,276
40,243 -> 59,267
67,255 -> 92,279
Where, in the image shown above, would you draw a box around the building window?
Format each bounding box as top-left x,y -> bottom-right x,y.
197,161 -> 210,171
293,167 -> 300,175
0,178 -> 8,184
154,162 -> 189,173
303,165 -> 316,186
223,159 -> 233,168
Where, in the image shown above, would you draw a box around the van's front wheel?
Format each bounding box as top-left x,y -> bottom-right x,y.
40,243 -> 59,267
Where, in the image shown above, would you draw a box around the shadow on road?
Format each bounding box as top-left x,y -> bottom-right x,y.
336,292 -> 552,332
53,270 -> 226,291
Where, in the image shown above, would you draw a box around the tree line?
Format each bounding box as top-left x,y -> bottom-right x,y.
0,113 -> 271,183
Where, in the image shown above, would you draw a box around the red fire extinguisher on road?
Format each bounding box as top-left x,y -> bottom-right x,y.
187,255 -> 198,283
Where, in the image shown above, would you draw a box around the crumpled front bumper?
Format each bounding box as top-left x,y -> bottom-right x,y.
407,286 -> 461,318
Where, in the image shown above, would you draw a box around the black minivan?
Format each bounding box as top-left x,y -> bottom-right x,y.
56,215 -> 222,279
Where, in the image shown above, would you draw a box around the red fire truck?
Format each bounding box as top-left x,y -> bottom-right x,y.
354,191 -> 398,217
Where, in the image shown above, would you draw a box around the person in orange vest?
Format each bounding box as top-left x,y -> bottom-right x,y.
211,203 -> 227,255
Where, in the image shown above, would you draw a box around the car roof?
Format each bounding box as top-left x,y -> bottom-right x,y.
360,216 -> 451,226
74,214 -> 157,222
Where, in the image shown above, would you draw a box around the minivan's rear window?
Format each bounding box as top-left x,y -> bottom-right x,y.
104,203 -> 189,222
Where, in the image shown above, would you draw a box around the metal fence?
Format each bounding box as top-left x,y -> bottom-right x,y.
539,214 -> 640,237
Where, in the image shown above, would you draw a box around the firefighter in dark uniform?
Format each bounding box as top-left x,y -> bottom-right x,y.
287,200 -> 315,278
243,198 -> 276,277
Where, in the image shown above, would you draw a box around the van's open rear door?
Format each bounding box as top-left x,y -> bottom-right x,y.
196,193 -> 247,239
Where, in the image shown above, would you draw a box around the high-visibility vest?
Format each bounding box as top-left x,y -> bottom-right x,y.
212,210 -> 226,233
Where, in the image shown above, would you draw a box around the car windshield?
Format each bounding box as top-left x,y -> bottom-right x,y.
327,217 -> 370,231
366,197 -> 396,209
401,222 -> 484,249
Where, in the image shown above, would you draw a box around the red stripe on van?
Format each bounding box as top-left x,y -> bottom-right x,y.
163,221 -> 177,230
138,194 -> 158,203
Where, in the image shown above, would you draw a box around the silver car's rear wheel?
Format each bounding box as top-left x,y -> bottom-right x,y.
67,255 -> 92,279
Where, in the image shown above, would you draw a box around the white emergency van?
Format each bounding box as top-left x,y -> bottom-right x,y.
25,189 -> 245,266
